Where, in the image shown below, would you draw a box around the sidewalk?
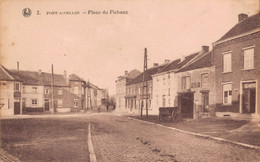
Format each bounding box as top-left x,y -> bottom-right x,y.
123,114 -> 260,147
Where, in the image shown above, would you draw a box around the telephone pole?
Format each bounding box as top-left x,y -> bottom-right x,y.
51,64 -> 54,115
141,48 -> 148,119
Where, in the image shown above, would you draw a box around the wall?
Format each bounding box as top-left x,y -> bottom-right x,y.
213,32 -> 260,115
151,72 -> 178,115
176,66 -> 216,118
0,81 -> 15,116
22,85 -> 44,112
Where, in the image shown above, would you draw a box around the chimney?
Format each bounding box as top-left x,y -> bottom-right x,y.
63,70 -> 67,78
38,69 -> 42,75
238,13 -> 248,22
164,59 -> 170,64
201,46 -> 209,53
17,62 -> 19,70
124,70 -> 128,76
153,63 -> 159,67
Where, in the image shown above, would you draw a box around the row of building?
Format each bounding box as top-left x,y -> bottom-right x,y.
115,13 -> 259,120
0,65 -> 108,116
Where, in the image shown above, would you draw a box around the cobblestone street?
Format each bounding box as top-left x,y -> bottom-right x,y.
90,113 -> 260,162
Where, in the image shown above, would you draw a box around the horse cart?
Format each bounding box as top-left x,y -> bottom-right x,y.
159,107 -> 182,122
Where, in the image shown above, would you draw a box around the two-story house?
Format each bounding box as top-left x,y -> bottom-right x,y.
175,51 -> 215,119
212,13 -> 259,120
68,74 -> 86,112
0,65 -> 22,116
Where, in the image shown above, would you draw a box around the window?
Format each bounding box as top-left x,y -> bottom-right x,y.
15,82 -> 20,91
32,86 -> 37,93
58,89 -> 63,95
244,48 -> 254,69
168,98 -> 171,106
163,77 -> 166,85
57,99 -> 63,107
223,53 -> 232,72
201,73 -> 209,88
45,88 -> 49,94
168,88 -> 171,96
168,74 -> 170,79
0,82 -> 6,89
32,99 -> 38,107
223,83 -> 232,105
74,99 -> 79,107
162,95 -> 166,107
181,76 -> 191,90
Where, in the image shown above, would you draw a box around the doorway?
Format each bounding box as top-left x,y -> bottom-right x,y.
45,99 -> 50,111
243,88 -> 256,114
179,93 -> 194,118
201,91 -> 209,112
14,101 -> 20,115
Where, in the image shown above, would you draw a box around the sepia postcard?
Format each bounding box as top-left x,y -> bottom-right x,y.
0,0 -> 259,161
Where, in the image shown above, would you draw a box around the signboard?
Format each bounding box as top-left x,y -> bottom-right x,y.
191,82 -> 200,88
243,83 -> 256,89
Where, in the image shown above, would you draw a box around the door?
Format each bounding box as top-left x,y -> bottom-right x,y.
14,102 -> 20,114
45,99 -> 50,111
180,93 -> 194,118
201,92 -> 209,112
243,89 -> 256,113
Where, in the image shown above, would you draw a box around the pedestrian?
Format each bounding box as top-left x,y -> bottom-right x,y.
98,106 -> 100,113
106,103 -> 109,112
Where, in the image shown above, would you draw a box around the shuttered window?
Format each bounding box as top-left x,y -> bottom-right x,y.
244,48 -> 254,69
223,53 -> 231,72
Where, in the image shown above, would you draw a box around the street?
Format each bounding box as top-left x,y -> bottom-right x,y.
1,113 -> 260,162
90,113 -> 259,162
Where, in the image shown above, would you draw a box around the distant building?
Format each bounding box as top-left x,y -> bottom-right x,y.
0,65 -> 23,116
151,47 -> 207,116
0,64 -> 89,115
126,62 -> 169,114
212,13 -> 260,120
115,70 -> 141,111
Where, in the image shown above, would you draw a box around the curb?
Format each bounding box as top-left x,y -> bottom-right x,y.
88,123 -> 97,162
120,114 -> 260,150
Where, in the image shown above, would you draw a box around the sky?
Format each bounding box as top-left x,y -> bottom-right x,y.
0,0 -> 259,95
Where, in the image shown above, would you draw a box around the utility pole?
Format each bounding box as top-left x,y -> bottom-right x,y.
51,64 -> 54,115
141,48 -> 148,119
87,80 -> 92,111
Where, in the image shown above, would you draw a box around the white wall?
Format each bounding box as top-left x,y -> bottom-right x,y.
22,85 -> 44,108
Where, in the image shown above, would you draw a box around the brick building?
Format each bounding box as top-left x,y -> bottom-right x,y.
212,13 -> 260,120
